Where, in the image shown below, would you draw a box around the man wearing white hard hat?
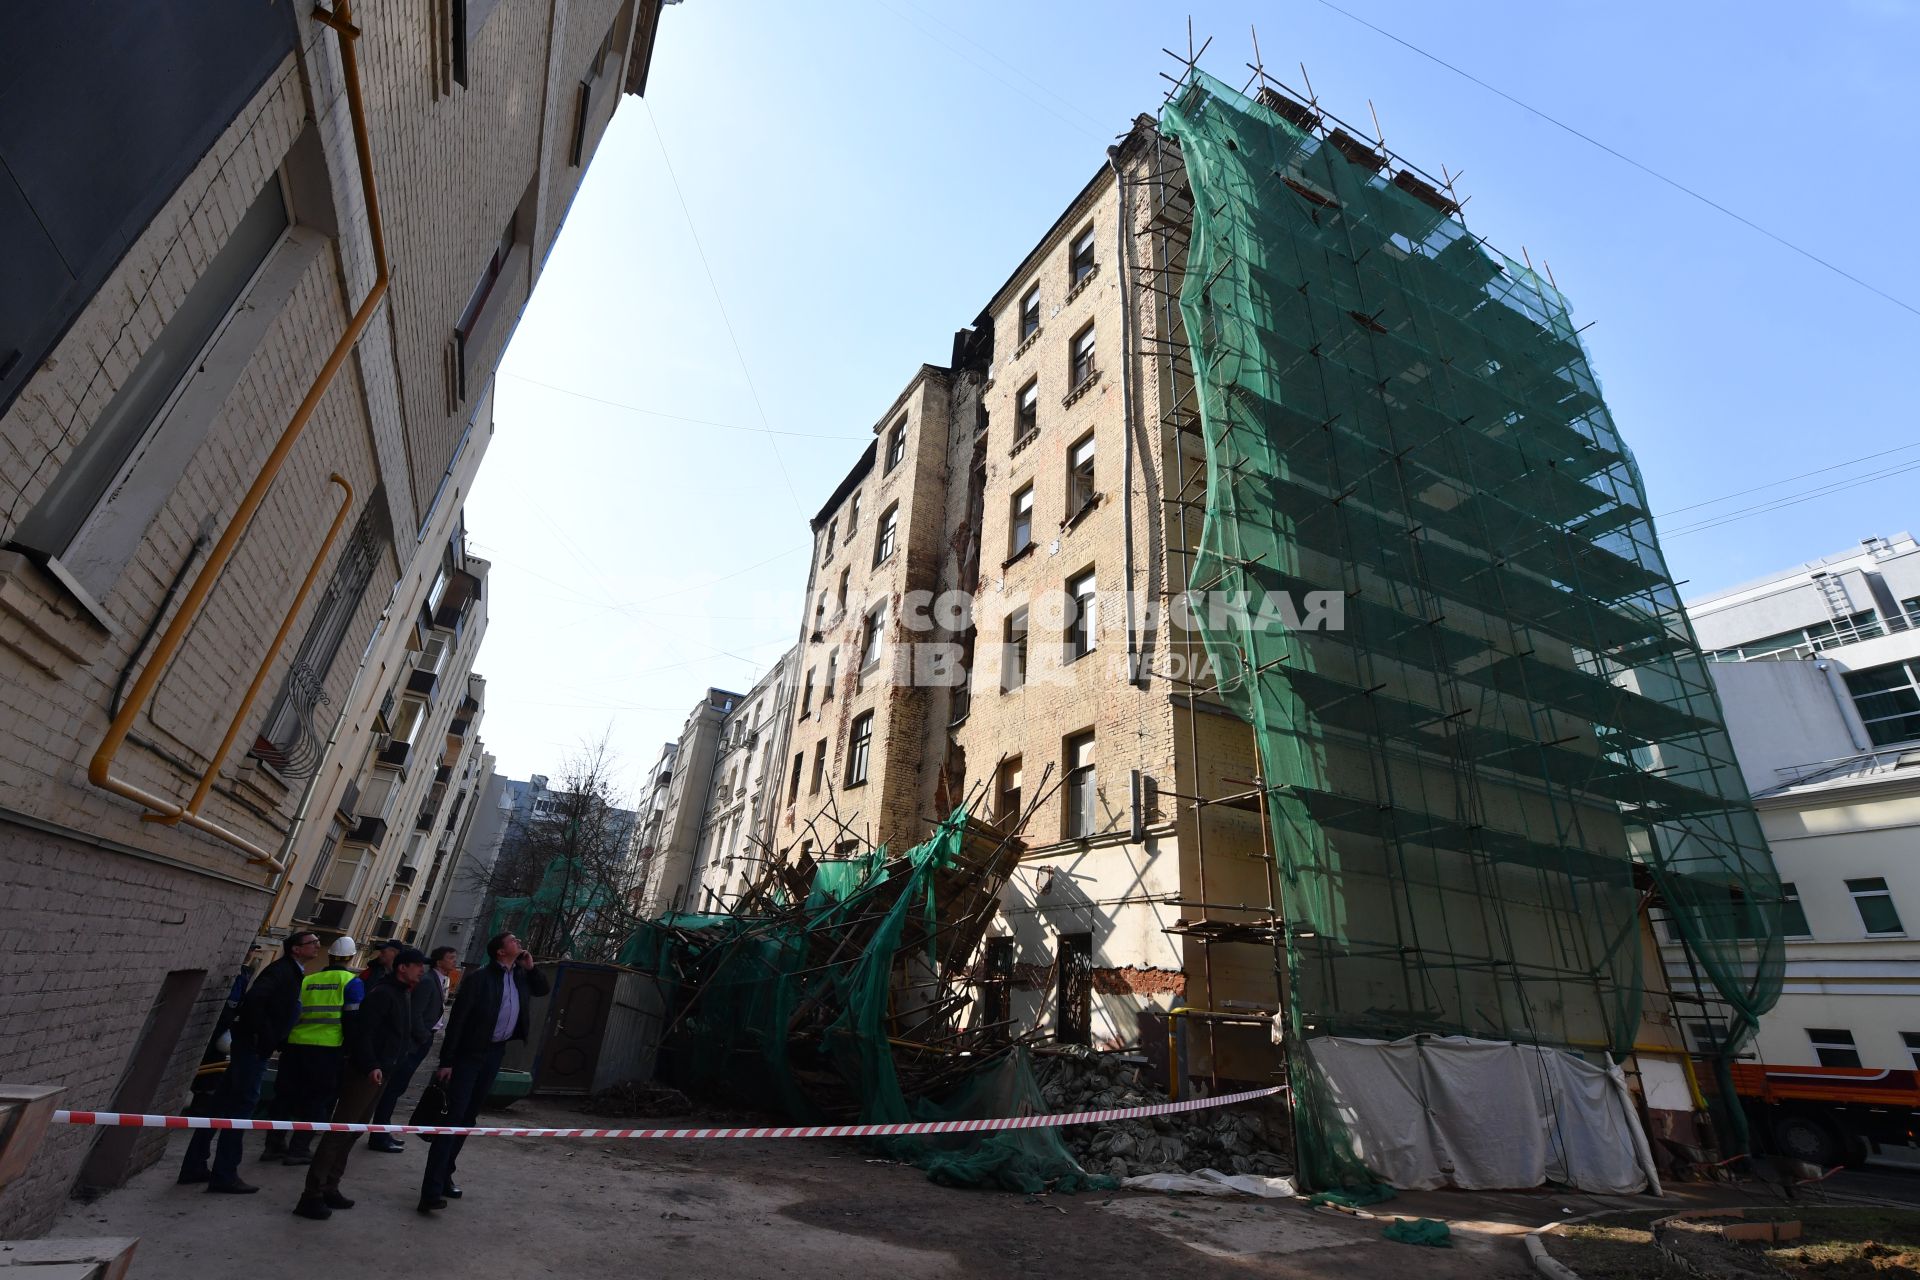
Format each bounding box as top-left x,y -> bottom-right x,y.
265,936 -> 365,1165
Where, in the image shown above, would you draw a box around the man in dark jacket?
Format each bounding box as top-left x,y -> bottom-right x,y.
365,948 -> 444,1152
178,930 -> 321,1193
295,947 -> 431,1220
418,931 -> 548,1213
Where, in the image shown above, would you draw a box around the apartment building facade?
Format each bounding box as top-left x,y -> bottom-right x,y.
0,0 -> 668,1232
635,687 -> 741,913
679,646 -> 798,909
1682,537 -> 1920,1076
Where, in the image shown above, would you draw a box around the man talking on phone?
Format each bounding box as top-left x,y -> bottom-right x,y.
418,931 -> 549,1214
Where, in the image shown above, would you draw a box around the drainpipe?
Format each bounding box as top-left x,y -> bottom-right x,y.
85,0 -> 388,875
1109,150 -> 1145,688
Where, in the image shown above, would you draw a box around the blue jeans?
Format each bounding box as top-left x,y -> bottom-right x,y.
420,1043 -> 504,1200
179,1044 -> 268,1183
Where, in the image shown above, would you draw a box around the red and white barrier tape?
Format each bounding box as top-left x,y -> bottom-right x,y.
53,1085 -> 1283,1142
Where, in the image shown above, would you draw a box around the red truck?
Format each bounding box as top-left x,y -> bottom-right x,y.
1726,1060 -> 1920,1166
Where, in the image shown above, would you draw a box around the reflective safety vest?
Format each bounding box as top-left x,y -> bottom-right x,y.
287,967 -> 357,1047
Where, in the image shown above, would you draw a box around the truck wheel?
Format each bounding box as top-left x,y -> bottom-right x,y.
1771,1112 -> 1840,1167
1842,1132 -> 1873,1169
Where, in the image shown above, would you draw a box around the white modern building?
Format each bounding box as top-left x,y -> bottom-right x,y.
1685,534 -> 1920,1073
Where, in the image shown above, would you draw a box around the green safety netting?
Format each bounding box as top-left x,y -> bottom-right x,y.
490,852 -> 615,956
1160,72 -> 1782,1183
619,808 -> 1112,1193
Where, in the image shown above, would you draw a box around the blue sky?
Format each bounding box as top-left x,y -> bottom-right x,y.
468,0 -> 1920,788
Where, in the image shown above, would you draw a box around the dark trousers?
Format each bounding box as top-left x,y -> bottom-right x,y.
270,1044 -> 341,1151
420,1043 -> 504,1199
179,1044 -> 268,1183
370,1044 -> 431,1128
303,1069 -> 385,1199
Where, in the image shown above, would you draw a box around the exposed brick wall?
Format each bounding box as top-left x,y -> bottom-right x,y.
0,821 -> 266,1238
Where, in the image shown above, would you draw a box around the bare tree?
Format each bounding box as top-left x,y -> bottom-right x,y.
478,734 -> 641,961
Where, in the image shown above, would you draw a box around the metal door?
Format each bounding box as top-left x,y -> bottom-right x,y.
538,965 -> 617,1093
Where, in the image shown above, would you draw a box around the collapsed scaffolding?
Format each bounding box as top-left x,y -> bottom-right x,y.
618,803 -> 1125,1191
1147,63 -> 1785,1187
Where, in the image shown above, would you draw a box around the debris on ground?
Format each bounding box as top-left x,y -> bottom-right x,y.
1121,1169 -> 1296,1198
1381,1217 -> 1451,1247
1036,1047 -> 1293,1182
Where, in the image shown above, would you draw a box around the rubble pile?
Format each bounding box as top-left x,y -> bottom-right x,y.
575,1081 -> 694,1118
1038,1049 -> 1292,1182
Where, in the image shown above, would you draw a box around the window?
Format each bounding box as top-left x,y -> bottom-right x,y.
809,740 -> 827,795
454,215 -> 519,404
800,669 -> 814,719
1067,433 -> 1095,516
846,712 -> 874,787
874,504 -> 898,566
860,605 -> 886,670
1057,932 -> 1093,1046
1002,607 -> 1028,692
1905,1031 -> 1920,1070
1066,570 -> 1097,661
836,569 -> 850,615
1844,662 -> 1920,745
1069,323 -> 1096,391
1015,379 -> 1039,442
1069,225 -> 1096,286
814,591 -> 828,634
788,753 -> 803,804
12,177 -> 291,586
823,648 -> 838,701
450,0 -> 508,87
1781,883 -> 1812,938
1009,484 -> 1034,558
1019,284 -> 1041,342
847,492 -> 861,532
1807,1028 -> 1862,1069
886,419 -> 908,472
389,698 -> 427,746
1847,877 -> 1905,935
1064,730 -> 1096,838
997,756 -> 1023,825
823,518 -> 837,562
566,20 -> 622,166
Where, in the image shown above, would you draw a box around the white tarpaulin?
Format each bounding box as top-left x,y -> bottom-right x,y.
1306,1035 -> 1661,1194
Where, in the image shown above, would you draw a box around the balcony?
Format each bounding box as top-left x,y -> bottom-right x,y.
346,814 -> 389,848
311,898 -> 356,932
375,916 -> 398,938
432,566 -> 483,630
407,666 -> 441,700
434,763 -> 453,786
394,864 -> 417,887
377,737 -> 414,771
447,716 -> 471,739
335,780 -> 359,823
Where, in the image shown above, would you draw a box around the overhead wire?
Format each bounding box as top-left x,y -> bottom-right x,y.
1306,0 -> 1920,320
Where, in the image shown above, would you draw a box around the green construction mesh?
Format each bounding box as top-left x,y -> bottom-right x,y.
1159,72 -> 1783,1184
490,853 -> 615,955
620,809 -> 1111,1193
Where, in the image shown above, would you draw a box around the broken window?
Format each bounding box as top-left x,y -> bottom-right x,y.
823,517 -> 837,562
799,668 -> 815,719
788,752 -> 803,803
809,740 -> 827,795
1056,932 -> 1092,1046
1002,607 -> 1028,692
846,711 -> 873,787
1066,569 -> 1096,662
836,568 -> 850,615
886,419 -> 907,472
1015,378 -> 1039,443
1069,225 -> 1095,287
1019,284 -> 1041,343
1063,729 -> 1095,838
823,648 -> 838,701
874,503 -> 898,566
847,491 -> 861,532
1009,483 -> 1034,558
1069,322 -> 1096,391
1067,432 -> 1095,516
982,937 -> 1014,1041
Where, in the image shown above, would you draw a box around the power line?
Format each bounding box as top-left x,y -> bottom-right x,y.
1664,457 -> 1920,538
1307,0 -> 1920,321
1656,440 -> 1920,520
641,103 -> 807,518
500,372 -> 866,440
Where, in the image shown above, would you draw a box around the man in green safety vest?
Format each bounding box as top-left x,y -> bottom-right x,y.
265,935 -> 365,1165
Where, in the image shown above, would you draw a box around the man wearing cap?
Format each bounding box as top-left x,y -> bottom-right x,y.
267,936 -> 364,1165
366,944 -> 449,1153
360,938 -> 400,989
295,947 -> 431,1220
179,930 -> 321,1193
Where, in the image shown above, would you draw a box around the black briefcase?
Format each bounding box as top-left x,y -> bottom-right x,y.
410,1081 -> 450,1127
